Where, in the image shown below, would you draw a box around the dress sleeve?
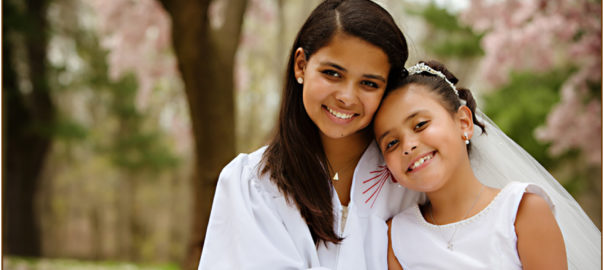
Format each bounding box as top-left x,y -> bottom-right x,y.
198,154 -> 331,270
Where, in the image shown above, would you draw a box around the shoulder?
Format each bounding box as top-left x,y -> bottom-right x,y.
506,182 -> 555,218
513,184 -> 560,241
218,146 -> 280,196
390,204 -> 420,229
516,193 -> 553,221
514,186 -> 567,268
220,146 -> 267,178
515,192 -> 555,228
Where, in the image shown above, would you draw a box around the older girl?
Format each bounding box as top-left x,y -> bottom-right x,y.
199,1 -> 421,269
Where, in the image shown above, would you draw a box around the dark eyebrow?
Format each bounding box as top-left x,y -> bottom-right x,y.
320,62 -> 347,72
320,61 -> 386,83
376,111 -> 423,145
363,74 -> 386,83
377,130 -> 391,146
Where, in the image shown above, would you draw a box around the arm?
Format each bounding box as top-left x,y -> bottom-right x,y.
387,219 -> 404,270
515,193 -> 567,270
198,154 -> 330,270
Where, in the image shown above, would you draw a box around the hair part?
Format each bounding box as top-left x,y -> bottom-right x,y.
261,0 -> 409,245
387,60 -> 486,153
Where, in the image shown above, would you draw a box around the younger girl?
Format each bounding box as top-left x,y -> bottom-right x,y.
373,61 -> 574,269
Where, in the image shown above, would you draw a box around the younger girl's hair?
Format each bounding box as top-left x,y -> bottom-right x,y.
262,0 -> 409,245
389,60 -> 486,151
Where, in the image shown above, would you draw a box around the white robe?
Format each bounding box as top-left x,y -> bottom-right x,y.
198,142 -> 422,270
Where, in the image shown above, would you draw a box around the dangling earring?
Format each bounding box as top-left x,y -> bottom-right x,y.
464,132 -> 470,145
297,77 -> 303,84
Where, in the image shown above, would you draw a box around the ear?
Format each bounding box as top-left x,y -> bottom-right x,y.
293,48 -> 307,82
456,105 -> 474,140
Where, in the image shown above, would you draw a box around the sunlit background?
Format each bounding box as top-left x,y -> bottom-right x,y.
3,0 -> 601,269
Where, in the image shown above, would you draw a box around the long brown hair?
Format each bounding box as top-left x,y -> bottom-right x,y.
261,0 -> 409,245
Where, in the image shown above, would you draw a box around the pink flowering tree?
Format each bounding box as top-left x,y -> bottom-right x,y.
461,0 -> 601,166
461,0 -> 601,224
90,0 -> 248,268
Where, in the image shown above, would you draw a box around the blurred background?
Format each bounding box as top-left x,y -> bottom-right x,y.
3,0 -> 601,269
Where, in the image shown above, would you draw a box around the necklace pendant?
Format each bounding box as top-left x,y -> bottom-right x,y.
447,241 -> 453,250
333,172 -> 339,181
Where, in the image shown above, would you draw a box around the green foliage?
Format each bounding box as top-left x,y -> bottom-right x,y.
46,12 -> 180,174
586,79 -> 602,102
51,117 -> 89,140
103,73 -> 180,173
111,131 -> 180,172
482,69 -> 569,169
409,3 -> 483,58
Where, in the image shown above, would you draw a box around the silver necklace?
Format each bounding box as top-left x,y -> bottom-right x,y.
429,185 -> 484,250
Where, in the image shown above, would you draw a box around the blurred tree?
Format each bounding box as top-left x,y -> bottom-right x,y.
410,3 -> 483,59
483,70 -> 565,169
461,0 -> 601,166
3,0 -> 53,256
401,2 -> 484,96
461,0 -> 602,226
44,0 -> 183,261
156,1 -> 247,269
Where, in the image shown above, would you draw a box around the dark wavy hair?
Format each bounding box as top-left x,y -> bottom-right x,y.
387,60 -> 486,153
261,0 -> 409,245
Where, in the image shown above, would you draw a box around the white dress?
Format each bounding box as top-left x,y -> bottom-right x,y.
391,182 -> 554,270
198,142 -> 423,270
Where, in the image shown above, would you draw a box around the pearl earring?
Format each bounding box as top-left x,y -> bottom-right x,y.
464,132 -> 470,145
297,77 -> 303,84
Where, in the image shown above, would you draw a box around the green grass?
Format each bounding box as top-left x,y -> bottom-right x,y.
3,256 -> 180,270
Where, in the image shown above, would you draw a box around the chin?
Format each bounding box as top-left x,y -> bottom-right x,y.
319,125 -> 357,139
323,130 -> 353,139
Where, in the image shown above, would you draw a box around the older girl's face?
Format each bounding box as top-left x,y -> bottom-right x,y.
374,84 -> 471,193
294,33 -> 390,140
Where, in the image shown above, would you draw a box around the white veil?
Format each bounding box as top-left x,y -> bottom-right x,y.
470,110 -> 602,269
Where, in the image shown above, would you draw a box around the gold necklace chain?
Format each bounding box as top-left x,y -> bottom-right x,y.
429,185 -> 485,250
330,156 -> 362,181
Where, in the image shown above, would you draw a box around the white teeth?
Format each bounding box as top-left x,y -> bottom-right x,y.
410,153 -> 433,170
327,107 -> 354,119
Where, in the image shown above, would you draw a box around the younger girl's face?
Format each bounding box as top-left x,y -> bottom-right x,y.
294,33 -> 390,140
373,84 -> 469,192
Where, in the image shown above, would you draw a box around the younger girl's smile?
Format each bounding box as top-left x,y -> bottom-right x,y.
407,151 -> 437,173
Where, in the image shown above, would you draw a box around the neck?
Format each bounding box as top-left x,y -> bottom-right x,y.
321,129 -> 371,206
425,158 -> 484,221
321,129 -> 371,172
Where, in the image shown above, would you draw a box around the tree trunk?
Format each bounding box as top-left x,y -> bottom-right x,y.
158,0 -> 247,269
2,0 -> 53,256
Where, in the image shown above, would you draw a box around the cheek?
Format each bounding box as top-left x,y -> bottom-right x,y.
423,124 -> 450,143
384,154 -> 404,179
361,91 -> 384,116
303,77 -> 331,103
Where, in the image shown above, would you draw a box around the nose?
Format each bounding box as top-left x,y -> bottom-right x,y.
334,82 -> 356,106
403,145 -> 417,155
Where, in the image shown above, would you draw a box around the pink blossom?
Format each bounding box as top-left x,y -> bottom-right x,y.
87,0 -> 177,110
462,0 -> 602,165
87,0 -> 191,155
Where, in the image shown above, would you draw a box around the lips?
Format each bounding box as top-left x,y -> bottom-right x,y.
407,151 -> 436,172
324,105 -> 357,120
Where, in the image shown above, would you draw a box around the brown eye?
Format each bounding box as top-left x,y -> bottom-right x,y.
322,69 -> 341,78
415,121 -> 428,131
385,139 -> 399,150
361,80 -> 379,89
